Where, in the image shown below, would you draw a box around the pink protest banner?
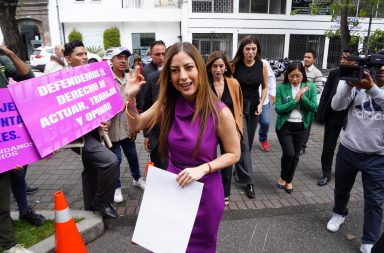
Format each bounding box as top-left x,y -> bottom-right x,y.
0,88 -> 42,173
8,61 -> 125,157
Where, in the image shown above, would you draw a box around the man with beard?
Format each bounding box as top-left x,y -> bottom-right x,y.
326,50 -> 384,253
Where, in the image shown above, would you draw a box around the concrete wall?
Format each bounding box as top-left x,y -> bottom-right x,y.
63,21 -> 180,50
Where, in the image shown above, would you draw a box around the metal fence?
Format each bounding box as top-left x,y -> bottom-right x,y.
192,33 -> 233,61
288,34 -> 325,69
238,34 -> 285,60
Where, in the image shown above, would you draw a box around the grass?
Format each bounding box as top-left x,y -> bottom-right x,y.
0,218 -> 83,253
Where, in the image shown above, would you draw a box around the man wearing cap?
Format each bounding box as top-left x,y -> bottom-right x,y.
108,47 -> 145,203
63,40 -> 118,219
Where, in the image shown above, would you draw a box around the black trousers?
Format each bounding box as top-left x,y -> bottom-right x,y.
320,116 -> 344,180
0,172 -> 17,250
233,117 -> 254,185
81,134 -> 118,210
302,123 -> 312,149
276,122 -> 308,183
150,142 -> 168,170
219,142 -> 232,198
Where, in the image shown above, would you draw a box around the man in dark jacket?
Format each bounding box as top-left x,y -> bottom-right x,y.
0,44 -> 36,253
316,49 -> 354,186
137,40 -> 166,111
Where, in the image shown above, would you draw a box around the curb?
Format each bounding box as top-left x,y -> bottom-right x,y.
11,210 -> 104,253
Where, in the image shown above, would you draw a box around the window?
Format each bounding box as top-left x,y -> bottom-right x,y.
123,0 -> 143,8
192,0 -> 233,13
238,34 -> 285,60
291,0 -> 333,15
239,0 -> 286,14
192,33 -> 232,61
132,33 -> 155,56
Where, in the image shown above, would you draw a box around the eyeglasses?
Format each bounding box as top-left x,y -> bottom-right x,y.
153,52 -> 165,57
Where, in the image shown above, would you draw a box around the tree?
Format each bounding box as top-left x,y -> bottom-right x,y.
103,27 -> 121,50
68,29 -> 83,42
369,29 -> 384,52
311,0 -> 384,52
0,0 -> 26,60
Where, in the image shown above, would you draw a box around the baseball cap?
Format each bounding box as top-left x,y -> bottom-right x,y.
110,47 -> 132,58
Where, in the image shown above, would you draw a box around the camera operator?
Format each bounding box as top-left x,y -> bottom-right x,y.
326,49 -> 384,253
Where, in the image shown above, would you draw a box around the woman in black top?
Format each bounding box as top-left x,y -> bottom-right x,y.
231,35 -> 268,199
206,51 -> 243,206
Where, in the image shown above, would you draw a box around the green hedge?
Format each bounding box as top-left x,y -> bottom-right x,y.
68,29 -> 83,42
103,27 -> 121,50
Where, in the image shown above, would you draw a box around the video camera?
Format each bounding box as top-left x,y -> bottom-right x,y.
339,54 -> 384,81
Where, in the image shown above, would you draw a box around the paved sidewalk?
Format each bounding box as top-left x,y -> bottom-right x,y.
13,111 -> 364,216
87,202 -> 369,253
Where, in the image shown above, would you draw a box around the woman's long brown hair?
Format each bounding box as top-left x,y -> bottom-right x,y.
149,42 -> 221,159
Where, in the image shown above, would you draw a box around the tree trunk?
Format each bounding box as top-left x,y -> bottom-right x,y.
339,0 -> 351,51
0,0 -> 26,60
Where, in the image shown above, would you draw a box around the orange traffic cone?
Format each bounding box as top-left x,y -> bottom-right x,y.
55,191 -> 88,253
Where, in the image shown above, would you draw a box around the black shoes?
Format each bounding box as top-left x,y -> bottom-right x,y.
20,209 -> 46,226
246,184 -> 255,199
317,176 -> 329,186
300,147 -> 306,155
93,200 -> 119,219
284,184 -> 293,194
26,186 -> 39,194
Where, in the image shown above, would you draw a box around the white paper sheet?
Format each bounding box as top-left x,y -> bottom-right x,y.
132,166 -> 204,253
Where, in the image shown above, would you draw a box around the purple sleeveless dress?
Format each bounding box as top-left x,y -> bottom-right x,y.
167,95 -> 225,253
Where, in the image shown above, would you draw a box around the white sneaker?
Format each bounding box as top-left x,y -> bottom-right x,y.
114,188 -> 123,203
360,244 -> 373,253
4,244 -> 34,253
132,177 -> 146,190
327,213 -> 345,232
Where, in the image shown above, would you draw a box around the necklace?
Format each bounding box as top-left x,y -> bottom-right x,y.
213,79 -> 225,100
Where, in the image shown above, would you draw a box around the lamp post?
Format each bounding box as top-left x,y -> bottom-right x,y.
365,2 -> 374,54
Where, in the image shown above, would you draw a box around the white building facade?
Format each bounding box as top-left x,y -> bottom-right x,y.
51,0 -> 384,69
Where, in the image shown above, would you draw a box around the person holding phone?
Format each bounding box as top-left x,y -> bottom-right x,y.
275,61 -> 317,193
230,35 -> 267,199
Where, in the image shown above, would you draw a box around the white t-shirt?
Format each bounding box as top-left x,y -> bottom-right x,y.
288,84 -> 302,122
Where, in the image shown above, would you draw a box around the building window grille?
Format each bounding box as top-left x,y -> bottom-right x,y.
192,33 -> 233,60
289,34 -> 325,69
238,34 -> 285,60
192,0 -> 233,13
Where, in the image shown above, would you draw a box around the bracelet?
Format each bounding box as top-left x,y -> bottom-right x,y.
125,101 -> 139,119
207,162 -> 212,174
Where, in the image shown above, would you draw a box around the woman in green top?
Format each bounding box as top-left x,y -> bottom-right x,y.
275,61 -> 317,193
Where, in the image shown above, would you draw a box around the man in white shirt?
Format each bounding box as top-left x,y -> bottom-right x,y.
301,49 -> 323,155
258,59 -> 276,152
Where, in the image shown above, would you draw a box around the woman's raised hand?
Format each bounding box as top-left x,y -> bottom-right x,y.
124,71 -> 146,100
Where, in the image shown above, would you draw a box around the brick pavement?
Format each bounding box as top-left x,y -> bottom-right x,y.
13,120 -> 364,216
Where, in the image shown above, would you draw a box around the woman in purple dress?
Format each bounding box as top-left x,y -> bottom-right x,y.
125,42 -> 240,252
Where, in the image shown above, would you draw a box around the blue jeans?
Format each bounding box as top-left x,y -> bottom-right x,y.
110,138 -> 141,189
9,165 -> 29,213
258,103 -> 270,142
333,144 -> 384,244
